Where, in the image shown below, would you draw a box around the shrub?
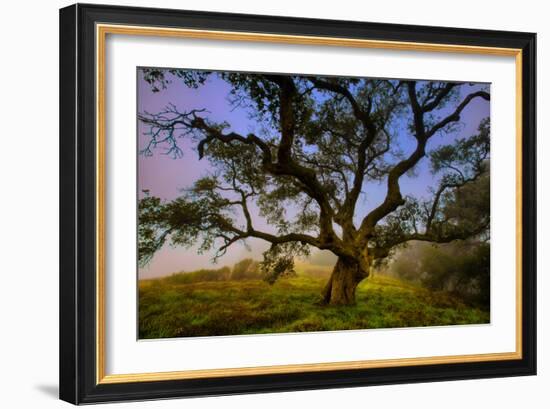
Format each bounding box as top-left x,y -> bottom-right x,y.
165,266 -> 231,284
231,258 -> 261,280
387,241 -> 490,308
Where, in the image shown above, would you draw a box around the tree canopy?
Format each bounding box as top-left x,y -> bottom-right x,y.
138,69 -> 490,304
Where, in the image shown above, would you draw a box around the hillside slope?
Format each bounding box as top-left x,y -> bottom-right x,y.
139,274 -> 489,339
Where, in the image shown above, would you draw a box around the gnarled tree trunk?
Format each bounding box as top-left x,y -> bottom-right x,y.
321,257 -> 369,305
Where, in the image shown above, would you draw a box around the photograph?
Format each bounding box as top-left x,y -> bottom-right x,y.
137,68 -> 491,339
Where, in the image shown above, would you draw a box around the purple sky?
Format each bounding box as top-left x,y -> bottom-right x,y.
137,70 -> 490,279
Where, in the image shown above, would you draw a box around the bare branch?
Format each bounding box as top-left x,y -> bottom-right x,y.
426,90 -> 490,138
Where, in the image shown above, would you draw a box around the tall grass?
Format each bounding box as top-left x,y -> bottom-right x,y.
139,272 -> 489,339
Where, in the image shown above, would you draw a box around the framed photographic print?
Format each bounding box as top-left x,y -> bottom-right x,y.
59,3 -> 536,404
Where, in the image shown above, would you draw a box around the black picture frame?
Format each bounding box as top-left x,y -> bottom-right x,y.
60,3 -> 536,404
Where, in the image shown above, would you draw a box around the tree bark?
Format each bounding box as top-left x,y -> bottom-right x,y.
321,257 -> 369,305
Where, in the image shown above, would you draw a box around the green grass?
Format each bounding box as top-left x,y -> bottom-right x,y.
138,274 -> 489,339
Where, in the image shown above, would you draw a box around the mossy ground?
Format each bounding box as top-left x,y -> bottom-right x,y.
138,274 -> 489,339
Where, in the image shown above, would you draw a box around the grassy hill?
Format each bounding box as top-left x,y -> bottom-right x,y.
139,272 -> 489,339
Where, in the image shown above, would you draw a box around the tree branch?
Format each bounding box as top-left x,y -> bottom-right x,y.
422,83 -> 459,112
426,90 -> 490,138
309,78 -> 370,124
358,81 -> 490,239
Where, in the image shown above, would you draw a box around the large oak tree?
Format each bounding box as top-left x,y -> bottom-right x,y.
138,70 -> 490,305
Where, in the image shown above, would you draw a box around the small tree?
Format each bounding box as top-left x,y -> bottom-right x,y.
138,70 -> 490,305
